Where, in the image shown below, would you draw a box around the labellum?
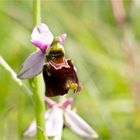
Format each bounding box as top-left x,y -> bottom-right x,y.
43,41 -> 81,97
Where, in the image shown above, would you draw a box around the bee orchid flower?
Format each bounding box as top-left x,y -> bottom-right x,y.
24,97 -> 98,139
17,23 -> 81,96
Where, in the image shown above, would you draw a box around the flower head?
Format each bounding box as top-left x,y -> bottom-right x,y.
17,23 -> 81,96
24,97 -> 98,139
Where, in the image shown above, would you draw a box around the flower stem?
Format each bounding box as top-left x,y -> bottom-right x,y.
32,75 -> 47,140
33,0 -> 41,24
33,0 -> 48,140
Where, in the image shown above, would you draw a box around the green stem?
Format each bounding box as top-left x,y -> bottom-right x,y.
32,75 -> 47,140
0,56 -> 32,97
33,0 -> 41,24
32,0 -> 48,140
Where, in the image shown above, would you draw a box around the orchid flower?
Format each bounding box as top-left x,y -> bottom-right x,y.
24,97 -> 98,139
17,23 -> 81,96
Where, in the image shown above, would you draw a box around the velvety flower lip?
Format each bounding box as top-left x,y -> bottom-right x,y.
31,23 -> 54,53
24,97 -> 98,139
43,59 -> 81,97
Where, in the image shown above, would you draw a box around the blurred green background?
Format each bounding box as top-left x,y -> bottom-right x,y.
0,0 -> 140,140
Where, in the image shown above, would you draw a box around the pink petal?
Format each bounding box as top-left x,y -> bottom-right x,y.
62,98 -> 73,109
44,97 -> 57,107
64,109 -> 98,139
59,33 -> 67,44
46,107 -> 64,137
24,108 -> 63,138
31,23 -> 54,53
17,50 -> 45,79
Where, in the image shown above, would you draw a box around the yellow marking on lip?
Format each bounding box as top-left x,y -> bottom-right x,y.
66,80 -> 78,90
